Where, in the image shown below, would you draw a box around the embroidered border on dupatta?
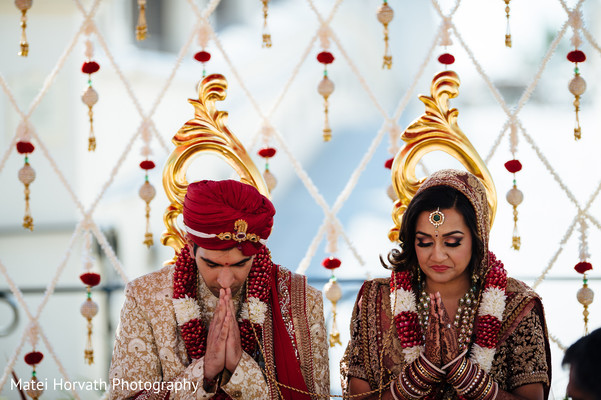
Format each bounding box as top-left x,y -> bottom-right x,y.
290,272 -> 317,396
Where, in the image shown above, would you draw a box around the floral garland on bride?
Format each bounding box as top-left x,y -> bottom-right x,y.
171,245 -> 273,362
390,251 -> 507,372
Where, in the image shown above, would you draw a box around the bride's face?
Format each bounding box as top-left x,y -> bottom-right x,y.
414,207 -> 473,287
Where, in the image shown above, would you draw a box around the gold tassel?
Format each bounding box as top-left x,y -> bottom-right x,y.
505,160 -> 523,250
377,1 -> 394,69
82,86 -> 99,151
136,0 -> 148,41
504,0 -> 512,47
569,71 -> 586,140
318,75 -> 334,141
506,183 -> 523,250
324,275 -> 342,347
577,274 -> 594,335
88,105 -> 96,151
139,180 -> 156,247
18,160 -> 36,231
511,204 -> 521,250
80,290 -> 99,365
261,0 -> 271,47
15,0 -> 32,56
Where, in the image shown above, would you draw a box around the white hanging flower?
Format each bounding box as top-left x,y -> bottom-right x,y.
318,24 -> 332,49
141,121 -> 152,143
325,217 -> 339,254
387,120 -> 401,155
439,17 -> 453,47
26,321 -> 40,347
391,288 -> 417,315
173,296 -> 201,325
402,346 -> 422,363
247,297 -> 267,325
478,288 -> 507,320
569,10 -> 583,48
85,39 -> 94,59
509,121 -> 518,154
17,120 -> 32,142
140,145 -> 153,157
470,344 -> 496,372
240,303 -> 250,321
197,22 -> 212,48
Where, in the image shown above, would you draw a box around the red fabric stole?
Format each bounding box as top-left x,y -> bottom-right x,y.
269,266 -> 312,400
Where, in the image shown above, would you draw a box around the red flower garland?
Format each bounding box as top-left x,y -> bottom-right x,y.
173,245 -> 272,362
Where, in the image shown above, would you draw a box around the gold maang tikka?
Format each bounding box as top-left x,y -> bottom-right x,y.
429,208 -> 445,237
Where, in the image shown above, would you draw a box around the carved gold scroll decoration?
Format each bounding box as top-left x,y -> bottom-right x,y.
389,70 -> 497,241
162,74 -> 269,254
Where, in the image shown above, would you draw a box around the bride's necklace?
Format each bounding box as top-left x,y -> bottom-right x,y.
416,286 -> 477,351
390,251 -> 508,372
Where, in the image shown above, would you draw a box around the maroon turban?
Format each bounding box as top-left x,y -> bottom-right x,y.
182,180 -> 275,256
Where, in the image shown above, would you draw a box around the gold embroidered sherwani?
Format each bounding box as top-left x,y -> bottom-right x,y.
108,265 -> 329,400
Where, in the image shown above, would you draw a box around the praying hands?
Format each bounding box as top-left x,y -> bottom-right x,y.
204,288 -> 243,382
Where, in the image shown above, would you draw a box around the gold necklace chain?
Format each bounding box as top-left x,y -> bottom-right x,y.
248,296 -> 396,399
416,287 -> 477,351
251,321 -> 395,399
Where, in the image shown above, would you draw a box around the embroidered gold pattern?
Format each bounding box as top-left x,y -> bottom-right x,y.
291,273 -> 316,395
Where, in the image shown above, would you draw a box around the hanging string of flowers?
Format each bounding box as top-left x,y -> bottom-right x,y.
567,9 -> 586,140
505,122 -> 523,250
317,25 -> 335,142
574,216 -> 594,334
139,123 -> 156,248
323,217 -> 342,347
16,121 -> 36,231
23,322 -> 44,399
81,22 -> 100,152
194,22 -> 212,79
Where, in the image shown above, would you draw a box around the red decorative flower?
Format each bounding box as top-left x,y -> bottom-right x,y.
194,51 -> 211,63
438,53 -> 455,65
317,51 -> 335,64
24,351 -> 44,365
258,147 -> 276,158
16,141 -> 35,154
504,159 -> 522,173
384,158 -> 394,169
322,257 -> 341,270
80,272 -> 101,287
574,261 -> 593,274
140,160 -> 156,170
82,61 -> 100,74
395,312 -> 423,347
391,270 -> 411,291
567,50 -> 586,63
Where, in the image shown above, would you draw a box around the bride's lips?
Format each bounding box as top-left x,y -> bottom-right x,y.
430,265 -> 450,272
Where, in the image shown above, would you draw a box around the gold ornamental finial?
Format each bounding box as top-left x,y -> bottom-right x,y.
161,74 -> 268,254
389,70 -> 497,241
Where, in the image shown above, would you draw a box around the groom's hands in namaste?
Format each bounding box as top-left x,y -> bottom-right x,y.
224,288 -> 243,373
205,288 -> 242,381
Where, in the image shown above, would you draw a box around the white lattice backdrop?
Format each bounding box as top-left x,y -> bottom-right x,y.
0,0 -> 600,398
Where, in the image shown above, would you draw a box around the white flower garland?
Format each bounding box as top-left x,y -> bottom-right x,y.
173,296 -> 201,325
